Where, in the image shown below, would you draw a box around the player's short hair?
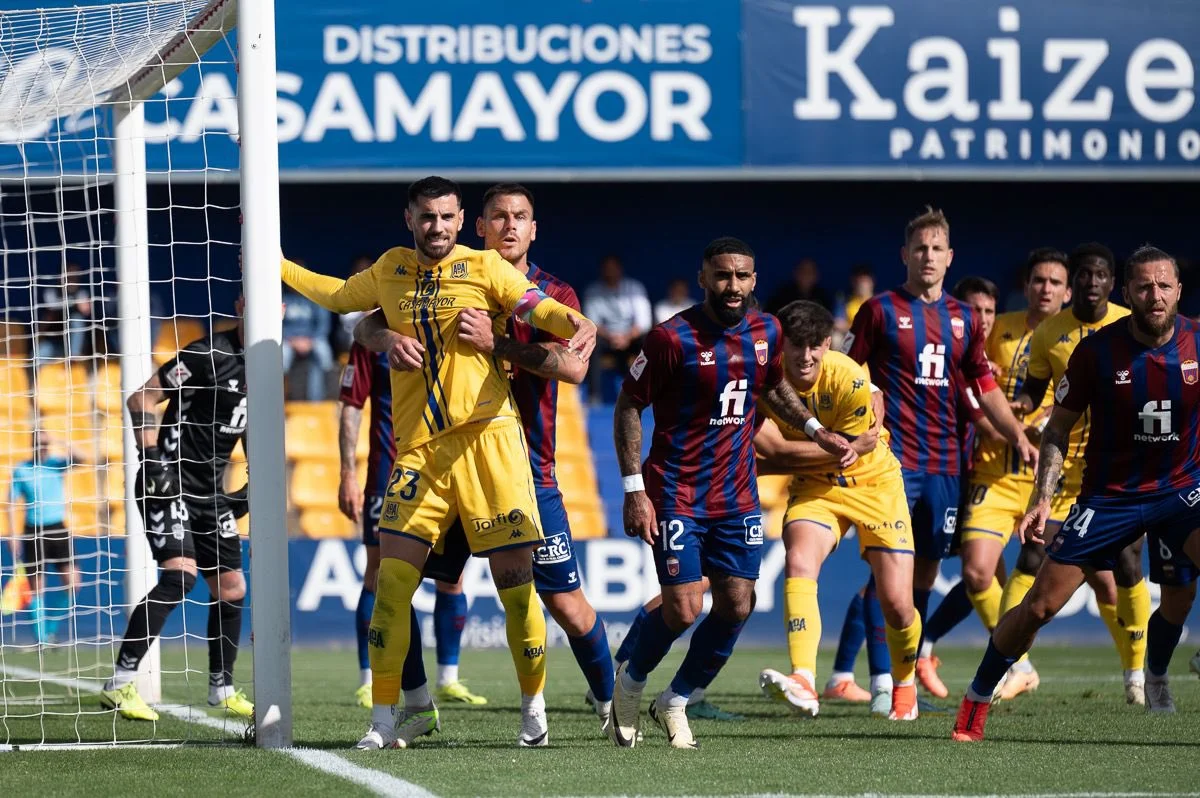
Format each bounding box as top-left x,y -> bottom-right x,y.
776,300 -> 834,348
1068,242 -> 1115,276
904,206 -> 949,245
481,183 -> 534,214
1124,244 -> 1179,283
1024,247 -> 1069,283
703,236 -> 755,264
952,276 -> 998,303
407,175 -> 462,208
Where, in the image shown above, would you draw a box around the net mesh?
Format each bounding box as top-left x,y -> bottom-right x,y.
0,0 -> 247,747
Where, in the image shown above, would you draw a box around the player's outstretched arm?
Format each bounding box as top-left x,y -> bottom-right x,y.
457,307 -> 586,384
1017,405 -> 1079,545
977,387 -> 1038,468
126,373 -> 177,499
353,310 -> 424,371
337,401 -> 364,523
762,380 -> 857,468
614,391 -> 657,545
281,256 -> 379,314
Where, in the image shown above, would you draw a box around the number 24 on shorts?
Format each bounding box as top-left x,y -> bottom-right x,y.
386,469 -> 420,501
1062,504 -> 1095,537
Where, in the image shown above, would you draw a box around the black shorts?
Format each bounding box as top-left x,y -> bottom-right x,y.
22,522 -> 71,568
423,520 -> 473,584
141,496 -> 243,574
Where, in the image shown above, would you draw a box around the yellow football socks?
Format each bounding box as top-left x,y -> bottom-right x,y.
1000,569 -> 1036,615
369,558 -> 423,707
1117,579 -> 1150,671
784,577 -> 820,676
968,577 -> 1004,631
886,612 -> 923,685
1096,601 -> 1128,668
498,581 -> 547,697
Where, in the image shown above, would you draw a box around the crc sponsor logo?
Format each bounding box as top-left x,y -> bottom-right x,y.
744,514 -> 764,545
1180,483 -> 1200,507
474,508 -> 526,535
534,532 -> 572,565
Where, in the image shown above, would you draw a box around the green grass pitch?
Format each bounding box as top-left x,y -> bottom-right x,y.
2,644 -> 1198,796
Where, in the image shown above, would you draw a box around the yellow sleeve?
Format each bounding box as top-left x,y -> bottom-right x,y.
833,362 -> 873,437
1027,323 -> 1052,380
281,257 -> 379,314
485,250 -> 585,340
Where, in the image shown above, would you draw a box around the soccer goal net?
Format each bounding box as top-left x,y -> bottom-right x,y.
0,0 -> 289,749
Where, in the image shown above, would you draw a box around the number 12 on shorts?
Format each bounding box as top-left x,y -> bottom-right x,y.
660,519 -> 684,551
1063,504 -> 1095,538
386,469 -> 420,501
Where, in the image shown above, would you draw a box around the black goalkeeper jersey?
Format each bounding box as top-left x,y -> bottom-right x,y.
156,330 -> 247,509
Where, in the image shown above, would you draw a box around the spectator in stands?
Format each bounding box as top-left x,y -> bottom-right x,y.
654,278 -> 695,324
333,255 -> 374,357
282,274 -> 334,401
833,262 -> 876,341
764,257 -> 833,315
583,254 -> 652,403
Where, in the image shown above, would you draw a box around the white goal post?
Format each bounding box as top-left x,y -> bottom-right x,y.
0,0 -> 290,748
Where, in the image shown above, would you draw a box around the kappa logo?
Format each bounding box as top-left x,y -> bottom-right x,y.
451,260 -> 468,279
852,378 -> 865,390
1001,331 -> 1014,341
700,350 -> 715,366
394,264 -> 408,276
1058,334 -> 1072,344
1116,369 -> 1132,385
898,315 -> 913,330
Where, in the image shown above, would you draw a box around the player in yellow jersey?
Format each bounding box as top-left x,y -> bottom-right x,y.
280,176 -> 597,750
1007,243 -> 1149,704
919,253 -> 1072,689
754,301 -> 922,721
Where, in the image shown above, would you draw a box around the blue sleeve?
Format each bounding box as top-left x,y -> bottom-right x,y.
11,467 -> 29,502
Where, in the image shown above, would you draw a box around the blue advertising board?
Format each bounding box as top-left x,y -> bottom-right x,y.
1,536 -> 1155,652
743,0 -> 1200,176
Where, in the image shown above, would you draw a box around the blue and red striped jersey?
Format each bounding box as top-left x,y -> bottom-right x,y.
622,305 -> 784,519
506,263 -> 580,489
843,287 -> 992,476
339,341 -> 396,496
1056,316 -> 1200,498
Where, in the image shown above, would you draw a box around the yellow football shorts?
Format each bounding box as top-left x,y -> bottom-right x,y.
377,417 -> 543,554
960,475 -> 1034,546
782,471 -> 914,555
1048,459 -> 1085,525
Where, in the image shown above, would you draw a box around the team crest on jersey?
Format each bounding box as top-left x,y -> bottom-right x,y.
451,261 -> 468,279
755,338 -> 769,365
1115,369 -> 1132,385
164,361 -> 192,388
1183,360 -> 1198,385
700,350 -> 715,366
818,394 -> 833,411
951,317 -> 965,340
898,315 -> 913,330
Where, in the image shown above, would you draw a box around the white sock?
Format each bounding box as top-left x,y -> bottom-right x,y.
521,692 -> 546,714
966,686 -> 992,703
107,666 -> 137,690
437,664 -> 459,687
828,670 -> 854,685
919,640 -> 935,659
870,673 -> 894,694
404,683 -> 432,710
619,668 -> 646,694
659,688 -> 689,709
687,687 -> 705,706
371,704 -> 396,729
1125,668 -> 1145,685
1012,658 -> 1034,674
792,668 -> 816,687
209,683 -> 234,703
360,668 -> 372,688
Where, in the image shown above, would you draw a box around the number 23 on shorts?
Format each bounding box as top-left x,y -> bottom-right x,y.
386,468 -> 420,501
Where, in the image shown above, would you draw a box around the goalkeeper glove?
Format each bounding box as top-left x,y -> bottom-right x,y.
137,446 -> 178,500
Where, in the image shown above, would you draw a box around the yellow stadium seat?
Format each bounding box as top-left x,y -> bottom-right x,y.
284,401 -> 340,460
290,458 -> 341,510
566,507 -> 608,539
0,420 -> 35,467
33,362 -> 91,416
299,508 -> 355,538
67,466 -> 102,536
93,364 -> 123,414
152,316 -> 207,364
225,459 -> 248,493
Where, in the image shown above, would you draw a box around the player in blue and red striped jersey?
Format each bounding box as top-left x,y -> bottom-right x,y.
338,342 -> 486,710
954,246 -> 1200,741
838,208 -> 1035,704
609,237 -> 856,749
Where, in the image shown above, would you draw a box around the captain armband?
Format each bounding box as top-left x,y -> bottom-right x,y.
513,287 -> 551,324
968,372 -> 998,398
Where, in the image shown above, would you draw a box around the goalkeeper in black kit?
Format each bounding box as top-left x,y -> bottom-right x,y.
101,300 -> 253,721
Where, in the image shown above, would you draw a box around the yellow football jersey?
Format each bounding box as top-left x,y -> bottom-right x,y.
1027,303 -> 1130,460
282,244 -> 579,452
972,311 -> 1043,481
763,350 -> 898,485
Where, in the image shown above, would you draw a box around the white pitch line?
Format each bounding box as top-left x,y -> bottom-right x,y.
0,664 -> 437,797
